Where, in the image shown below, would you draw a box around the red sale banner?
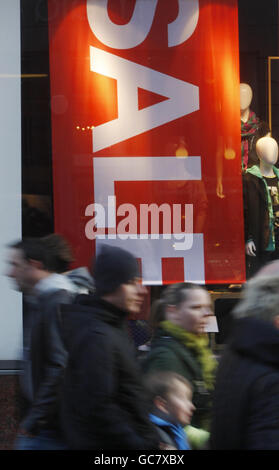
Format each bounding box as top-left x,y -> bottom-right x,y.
48,0 -> 246,285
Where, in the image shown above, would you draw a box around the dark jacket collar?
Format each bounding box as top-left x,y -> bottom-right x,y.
73,293 -> 128,327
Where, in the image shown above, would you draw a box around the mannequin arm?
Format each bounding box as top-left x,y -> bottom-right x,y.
246,240 -> 256,257
216,177 -> 225,199
216,134 -> 225,199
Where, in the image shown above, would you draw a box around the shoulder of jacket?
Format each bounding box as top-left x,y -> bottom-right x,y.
243,171 -> 263,182
39,288 -> 74,303
151,335 -> 192,358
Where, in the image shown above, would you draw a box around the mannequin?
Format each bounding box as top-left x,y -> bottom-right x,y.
240,83 -> 253,123
240,83 -> 260,170
243,136 -> 279,277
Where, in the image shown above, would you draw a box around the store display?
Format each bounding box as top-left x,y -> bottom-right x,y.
240,83 -> 260,170
243,136 -> 279,277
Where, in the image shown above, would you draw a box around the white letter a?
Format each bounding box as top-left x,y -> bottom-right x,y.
90,47 -> 199,153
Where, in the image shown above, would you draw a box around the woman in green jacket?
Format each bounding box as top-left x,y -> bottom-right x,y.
143,283 -> 217,443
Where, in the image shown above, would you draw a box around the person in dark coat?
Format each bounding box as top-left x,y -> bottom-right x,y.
59,244 -> 160,450
6,236 -> 82,450
210,275 -> 279,450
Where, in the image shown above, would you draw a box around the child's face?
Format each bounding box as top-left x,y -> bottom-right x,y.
165,379 -> 195,427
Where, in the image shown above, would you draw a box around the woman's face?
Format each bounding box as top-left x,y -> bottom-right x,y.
171,288 -> 213,335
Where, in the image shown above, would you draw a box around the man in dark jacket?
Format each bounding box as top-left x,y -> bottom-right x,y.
60,244 -> 160,450
210,274 -> 279,450
7,236 -> 87,450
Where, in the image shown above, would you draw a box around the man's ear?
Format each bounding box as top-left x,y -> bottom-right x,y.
165,304 -> 177,322
153,395 -> 168,414
273,315 -> 279,330
29,259 -> 44,271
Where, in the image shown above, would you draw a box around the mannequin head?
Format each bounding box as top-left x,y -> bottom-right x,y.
240,83 -> 253,112
256,136 -> 278,166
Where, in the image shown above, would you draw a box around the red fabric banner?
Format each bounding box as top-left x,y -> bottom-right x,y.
48,0 -> 246,285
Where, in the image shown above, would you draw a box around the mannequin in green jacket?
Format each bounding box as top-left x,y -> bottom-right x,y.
142,283 -> 217,447
243,136 -> 279,278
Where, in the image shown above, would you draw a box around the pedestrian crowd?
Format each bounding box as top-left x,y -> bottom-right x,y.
6,234 -> 279,450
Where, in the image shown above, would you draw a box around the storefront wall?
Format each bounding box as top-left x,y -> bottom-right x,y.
0,1 -> 22,368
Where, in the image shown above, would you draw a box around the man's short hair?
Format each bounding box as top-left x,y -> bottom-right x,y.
144,371 -> 192,402
9,234 -> 73,273
10,238 -> 48,267
42,234 -> 74,273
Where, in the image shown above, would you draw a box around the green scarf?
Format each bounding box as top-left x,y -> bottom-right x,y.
160,320 -> 217,391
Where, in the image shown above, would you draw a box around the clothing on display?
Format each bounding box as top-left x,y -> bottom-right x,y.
243,165 -> 279,277
241,110 -> 259,170
263,175 -> 279,249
